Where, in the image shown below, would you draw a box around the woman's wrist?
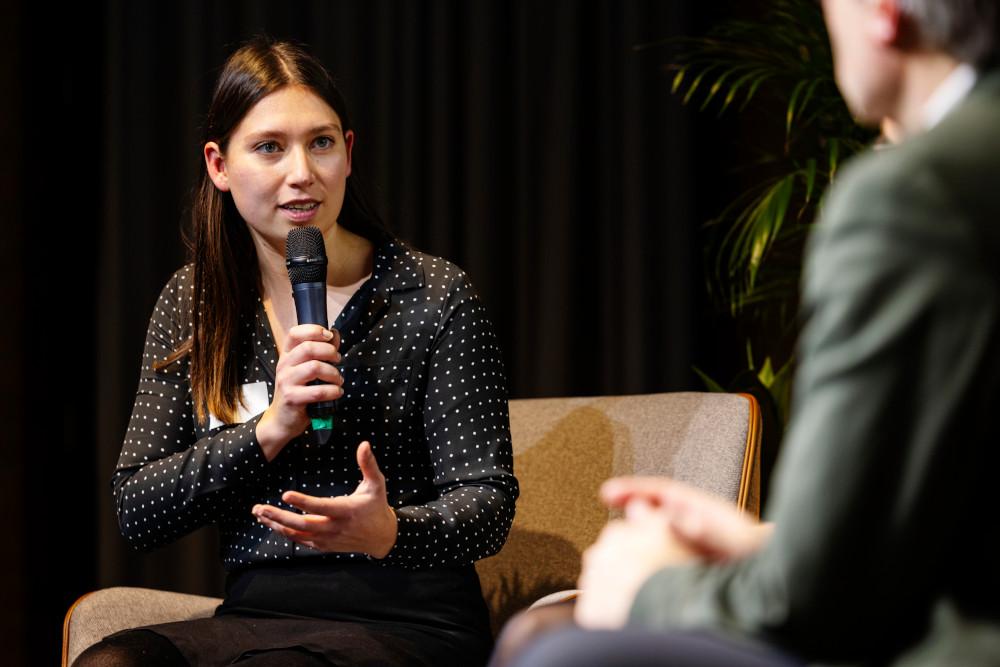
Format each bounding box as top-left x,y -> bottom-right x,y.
255,410 -> 293,462
369,506 -> 399,559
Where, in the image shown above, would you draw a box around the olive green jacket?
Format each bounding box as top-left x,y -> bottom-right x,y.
630,69 -> 1000,666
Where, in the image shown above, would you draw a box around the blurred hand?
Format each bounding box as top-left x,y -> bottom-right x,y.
575,501 -> 696,630
602,476 -> 772,561
256,324 -> 343,461
252,441 -> 398,558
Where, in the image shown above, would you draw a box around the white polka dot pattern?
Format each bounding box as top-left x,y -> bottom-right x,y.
112,242 -> 519,571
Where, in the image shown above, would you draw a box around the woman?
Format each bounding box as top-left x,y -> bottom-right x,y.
77,37 -> 518,667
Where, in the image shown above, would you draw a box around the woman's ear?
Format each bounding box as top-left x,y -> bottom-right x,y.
344,130 -> 354,178
204,141 -> 230,191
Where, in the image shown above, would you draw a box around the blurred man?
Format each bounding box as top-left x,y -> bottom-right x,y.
511,1 -> 1000,665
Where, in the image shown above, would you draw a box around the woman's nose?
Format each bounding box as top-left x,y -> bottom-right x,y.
286,146 -> 315,187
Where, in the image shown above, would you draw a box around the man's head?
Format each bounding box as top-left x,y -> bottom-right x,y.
821,0 -> 999,126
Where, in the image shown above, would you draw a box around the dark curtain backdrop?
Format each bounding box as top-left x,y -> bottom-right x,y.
3,1 -> 740,665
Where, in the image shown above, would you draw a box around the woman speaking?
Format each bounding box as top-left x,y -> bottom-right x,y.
76,37 -> 518,667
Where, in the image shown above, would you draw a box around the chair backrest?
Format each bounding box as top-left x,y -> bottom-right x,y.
475,391 -> 761,631
63,391 -> 761,661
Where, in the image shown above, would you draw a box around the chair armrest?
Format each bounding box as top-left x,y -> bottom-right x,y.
528,589 -> 580,609
63,587 -> 222,666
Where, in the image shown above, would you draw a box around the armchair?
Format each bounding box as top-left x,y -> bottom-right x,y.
64,391 -> 761,665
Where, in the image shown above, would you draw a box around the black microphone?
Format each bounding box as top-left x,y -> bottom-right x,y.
285,226 -> 337,437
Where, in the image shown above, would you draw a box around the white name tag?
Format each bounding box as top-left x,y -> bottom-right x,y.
208,381 -> 271,430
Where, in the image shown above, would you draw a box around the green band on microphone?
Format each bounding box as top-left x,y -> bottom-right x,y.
311,416 -> 334,431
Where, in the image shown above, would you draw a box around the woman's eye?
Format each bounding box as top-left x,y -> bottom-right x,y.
313,136 -> 334,150
254,141 -> 280,154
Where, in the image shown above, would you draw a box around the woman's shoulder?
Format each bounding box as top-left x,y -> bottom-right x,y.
376,241 -> 472,293
168,263 -> 195,286
145,264 -> 196,326
155,263 -> 195,300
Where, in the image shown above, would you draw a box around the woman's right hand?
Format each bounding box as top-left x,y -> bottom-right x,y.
256,324 -> 343,461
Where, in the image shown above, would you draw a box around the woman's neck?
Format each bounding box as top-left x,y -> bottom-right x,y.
254,223 -> 375,351
255,223 -> 375,298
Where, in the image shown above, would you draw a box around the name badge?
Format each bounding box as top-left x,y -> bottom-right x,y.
208,381 -> 271,430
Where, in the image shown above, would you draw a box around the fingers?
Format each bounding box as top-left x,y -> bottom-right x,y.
623,497 -> 659,521
356,442 -> 385,486
279,341 -> 343,373
281,491 -> 352,520
279,382 -> 343,407
280,356 -> 343,387
602,476 -> 764,561
256,515 -> 324,552
273,375 -> 342,409
272,333 -> 344,411
252,503 -> 330,531
600,476 -> 679,509
283,324 -> 343,357
255,513 -> 316,541
274,327 -> 345,406
602,476 -> 726,516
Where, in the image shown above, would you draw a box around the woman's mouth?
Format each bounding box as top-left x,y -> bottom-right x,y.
278,201 -> 320,221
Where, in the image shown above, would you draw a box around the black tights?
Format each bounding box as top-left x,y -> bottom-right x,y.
73,629 -> 332,667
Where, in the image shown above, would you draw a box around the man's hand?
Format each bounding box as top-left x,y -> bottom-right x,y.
574,477 -> 774,630
602,476 -> 772,561
251,441 -> 398,558
574,502 -> 697,630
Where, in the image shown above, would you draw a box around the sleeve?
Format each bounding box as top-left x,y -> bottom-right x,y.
627,165 -> 999,660
382,271 -> 520,568
111,268 -> 270,552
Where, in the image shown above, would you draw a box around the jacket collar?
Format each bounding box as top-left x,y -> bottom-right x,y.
332,240 -> 425,354
252,239 -> 425,378
368,240 -> 426,296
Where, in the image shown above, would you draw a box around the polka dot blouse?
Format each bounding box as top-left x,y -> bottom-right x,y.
112,242 -> 519,571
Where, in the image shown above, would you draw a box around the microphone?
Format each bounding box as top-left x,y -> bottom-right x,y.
285,226 -> 337,438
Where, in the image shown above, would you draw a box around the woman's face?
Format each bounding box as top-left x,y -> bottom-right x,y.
204,84 -> 353,247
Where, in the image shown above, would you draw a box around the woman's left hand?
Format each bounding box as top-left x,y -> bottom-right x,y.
251,441 -> 398,558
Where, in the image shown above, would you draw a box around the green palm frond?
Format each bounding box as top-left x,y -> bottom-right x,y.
660,0 -> 879,424
663,0 -> 876,317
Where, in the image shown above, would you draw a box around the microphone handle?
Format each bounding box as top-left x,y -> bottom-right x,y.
291,282 -> 338,417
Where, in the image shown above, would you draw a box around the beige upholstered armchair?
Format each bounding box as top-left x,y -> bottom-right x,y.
64,391 -> 761,665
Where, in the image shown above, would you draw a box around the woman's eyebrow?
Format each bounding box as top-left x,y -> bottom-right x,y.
244,123 -> 343,143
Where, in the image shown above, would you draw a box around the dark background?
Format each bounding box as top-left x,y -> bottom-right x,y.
2,1 -> 762,665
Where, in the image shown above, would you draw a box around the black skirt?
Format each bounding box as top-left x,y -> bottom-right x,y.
133,561 -> 494,667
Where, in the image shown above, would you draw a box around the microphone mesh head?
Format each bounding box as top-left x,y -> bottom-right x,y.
286,226 -> 327,285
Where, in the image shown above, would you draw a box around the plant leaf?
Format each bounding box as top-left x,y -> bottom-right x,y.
700,70 -> 733,111
786,79 -> 809,140
682,67 -> 714,105
828,137 -> 841,179
672,68 -> 686,94
757,356 -> 775,387
693,366 -> 727,393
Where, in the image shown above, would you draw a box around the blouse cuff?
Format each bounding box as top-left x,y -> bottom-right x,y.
380,505 -> 441,569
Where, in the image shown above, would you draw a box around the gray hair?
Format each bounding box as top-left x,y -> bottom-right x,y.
899,0 -> 1000,65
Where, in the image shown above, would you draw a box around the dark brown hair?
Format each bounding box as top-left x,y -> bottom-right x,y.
156,36 -> 391,424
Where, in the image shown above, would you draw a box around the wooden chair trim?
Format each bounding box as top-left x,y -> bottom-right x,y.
62,589 -> 97,667
735,392 -> 762,516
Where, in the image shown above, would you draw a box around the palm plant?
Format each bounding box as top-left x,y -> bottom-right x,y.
663,0 -> 876,425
